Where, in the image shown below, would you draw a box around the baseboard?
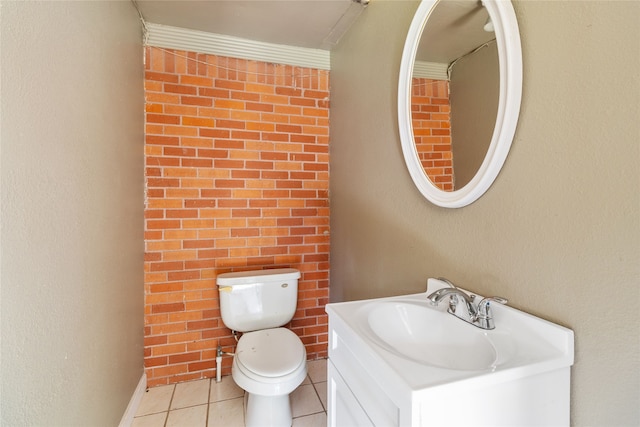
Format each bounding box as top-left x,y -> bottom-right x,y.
119,371 -> 147,427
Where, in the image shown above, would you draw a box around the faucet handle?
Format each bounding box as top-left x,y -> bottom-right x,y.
475,296 -> 508,329
479,296 -> 508,307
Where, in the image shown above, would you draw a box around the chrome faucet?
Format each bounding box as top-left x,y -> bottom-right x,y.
427,278 -> 507,330
428,287 -> 478,318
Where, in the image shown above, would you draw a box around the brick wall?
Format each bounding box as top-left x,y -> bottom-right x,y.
144,47 -> 330,387
411,78 -> 453,191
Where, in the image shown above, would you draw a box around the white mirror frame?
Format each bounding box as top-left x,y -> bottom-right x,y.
398,0 -> 522,208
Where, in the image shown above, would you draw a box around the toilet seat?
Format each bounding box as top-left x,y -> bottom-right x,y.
235,328 -> 306,378
232,327 -> 307,398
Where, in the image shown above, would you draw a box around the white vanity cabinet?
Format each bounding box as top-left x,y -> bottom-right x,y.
327,317 -> 402,426
326,291 -> 574,427
327,361 -> 373,426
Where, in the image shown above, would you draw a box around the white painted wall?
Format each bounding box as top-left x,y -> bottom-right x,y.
1,1 -> 144,424
330,1 -> 639,425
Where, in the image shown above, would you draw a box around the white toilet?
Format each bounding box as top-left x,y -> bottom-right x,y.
216,268 -> 307,427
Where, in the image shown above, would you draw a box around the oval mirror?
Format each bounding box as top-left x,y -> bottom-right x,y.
398,0 -> 522,208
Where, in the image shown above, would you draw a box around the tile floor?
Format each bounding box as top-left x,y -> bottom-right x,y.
132,359 -> 328,427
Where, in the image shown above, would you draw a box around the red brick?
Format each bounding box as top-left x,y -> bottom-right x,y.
146,157 -> 180,167
215,80 -> 245,91
215,119 -> 245,129
147,114 -> 180,125
165,83 -> 197,95
187,319 -> 216,330
188,360 -> 216,372
231,91 -> 260,101
182,158 -> 213,168
144,48 -> 330,387
149,261 -> 184,272
167,270 -> 201,281
147,135 -> 180,146
303,90 -> 329,99
199,87 -> 229,98
152,302 -> 185,314
290,97 -> 315,107
146,220 -> 181,229
197,149 -> 228,158
145,356 -> 168,367
169,352 -> 201,364
275,87 -> 302,96
165,149 -> 197,159
215,179 -> 245,188
181,96 -> 213,107
145,71 -> 179,83
231,209 -> 261,218
246,102 -> 273,112
183,116 -> 214,127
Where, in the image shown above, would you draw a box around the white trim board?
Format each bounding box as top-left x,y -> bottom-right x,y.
119,372 -> 147,427
146,22 -> 331,70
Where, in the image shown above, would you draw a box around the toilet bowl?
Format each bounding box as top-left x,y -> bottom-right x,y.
216,268 -> 307,427
232,328 -> 307,426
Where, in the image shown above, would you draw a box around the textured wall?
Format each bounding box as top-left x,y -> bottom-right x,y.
0,1 -> 144,425
330,1 -> 639,425
143,47 -> 330,386
450,42 -> 499,189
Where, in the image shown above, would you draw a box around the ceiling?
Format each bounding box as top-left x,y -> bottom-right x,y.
135,0 -> 492,66
418,1 -> 494,64
135,0 -> 367,51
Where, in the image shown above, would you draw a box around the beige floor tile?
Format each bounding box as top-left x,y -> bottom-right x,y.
291,384 -> 324,418
209,375 -> 245,402
171,378 -> 210,409
208,396 -> 245,427
301,374 -> 312,386
313,381 -> 327,411
166,404 -> 208,427
131,412 -> 167,427
293,412 -> 327,427
307,359 -> 327,384
136,374 -> 327,427
135,384 -> 175,416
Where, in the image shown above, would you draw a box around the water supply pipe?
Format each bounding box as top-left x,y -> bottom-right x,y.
216,345 -> 223,383
216,344 -> 235,383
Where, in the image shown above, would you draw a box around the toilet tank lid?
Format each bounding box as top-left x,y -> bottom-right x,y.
216,268 -> 300,286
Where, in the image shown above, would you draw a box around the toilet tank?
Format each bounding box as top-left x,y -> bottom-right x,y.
216,268 -> 301,332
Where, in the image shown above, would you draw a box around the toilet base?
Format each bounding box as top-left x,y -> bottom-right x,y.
245,392 -> 292,427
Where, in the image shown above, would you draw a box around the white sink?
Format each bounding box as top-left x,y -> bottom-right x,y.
326,279 -> 575,426
366,301 -> 505,371
329,278 -> 574,389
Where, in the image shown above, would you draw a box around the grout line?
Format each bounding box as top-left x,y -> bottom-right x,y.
163,384 -> 176,427
311,381 -> 327,412
205,378 -> 212,427
292,410 -> 326,420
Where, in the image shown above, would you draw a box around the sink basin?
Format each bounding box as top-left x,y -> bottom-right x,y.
326,279 -> 575,426
328,278 -> 573,390
365,301 -> 501,370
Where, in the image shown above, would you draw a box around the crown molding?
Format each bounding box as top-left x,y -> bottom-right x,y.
412,61 -> 449,80
145,22 -> 331,70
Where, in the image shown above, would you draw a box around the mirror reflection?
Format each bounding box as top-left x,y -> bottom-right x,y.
411,0 -> 499,191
